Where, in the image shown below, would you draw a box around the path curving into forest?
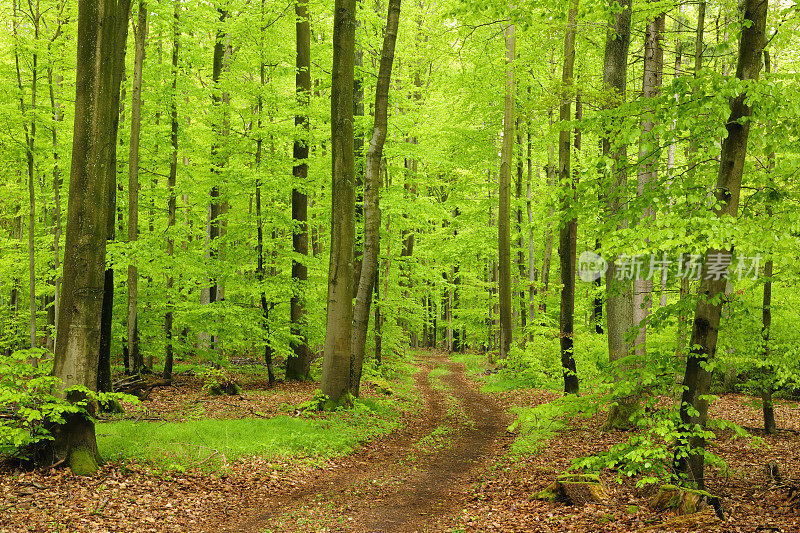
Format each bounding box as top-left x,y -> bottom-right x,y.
219,352 -> 511,533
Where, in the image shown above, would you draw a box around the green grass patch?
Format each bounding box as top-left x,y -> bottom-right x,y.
98,398 -> 399,471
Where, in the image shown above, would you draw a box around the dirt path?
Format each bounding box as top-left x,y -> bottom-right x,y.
221,352 -> 510,533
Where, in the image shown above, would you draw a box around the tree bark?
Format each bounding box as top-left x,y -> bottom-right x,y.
677,0 -> 766,489
321,0 -> 357,404
633,9 -> 665,359
164,0 -> 179,380
558,1 -> 579,395
350,0 -> 401,396
49,0 -> 131,474
498,23 -> 515,361
601,0 -> 635,429
287,0 -> 313,381
128,0 -> 147,377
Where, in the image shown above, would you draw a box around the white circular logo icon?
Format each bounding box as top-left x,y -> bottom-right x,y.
578,251 -> 607,282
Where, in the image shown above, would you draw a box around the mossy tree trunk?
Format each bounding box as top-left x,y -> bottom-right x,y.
49,0 -> 131,474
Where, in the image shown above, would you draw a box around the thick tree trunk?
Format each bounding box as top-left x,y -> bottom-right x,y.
677,0 -> 766,488
321,0 -> 357,405
498,23 -> 515,361
601,0 -> 635,429
558,1 -> 579,395
49,0 -> 131,474
128,0 -> 147,377
350,0 -> 401,397
287,0 -> 313,381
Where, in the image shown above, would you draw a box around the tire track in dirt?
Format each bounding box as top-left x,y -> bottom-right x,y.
220,352 -> 510,533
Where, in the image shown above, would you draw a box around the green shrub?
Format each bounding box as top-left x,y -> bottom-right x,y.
0,349 -> 137,461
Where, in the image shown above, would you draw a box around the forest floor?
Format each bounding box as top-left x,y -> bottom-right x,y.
2,351 -> 800,532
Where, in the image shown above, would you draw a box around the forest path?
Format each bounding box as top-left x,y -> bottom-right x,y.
222,351 -> 511,533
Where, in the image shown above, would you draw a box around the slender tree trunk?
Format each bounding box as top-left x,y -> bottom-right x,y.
515,122 -> 527,333
287,0 -> 313,380
602,0 -> 635,429
255,0 -> 275,385
164,0 -> 179,380
128,0 -> 147,377
321,0 -> 357,404
558,0 -> 579,395
49,0 -> 131,474
498,23 -> 515,361
633,9 -> 665,359
97,0 -> 130,391
761,256 -> 775,434
761,48 -> 775,435
350,0 -> 401,396
526,124 -> 536,327
13,0 -> 39,356
677,0 -> 766,488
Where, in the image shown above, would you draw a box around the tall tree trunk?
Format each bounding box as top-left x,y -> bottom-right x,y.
761,47 -> 775,435
97,0 -> 131,390
526,123 -> 536,327
128,0 -> 147,377
255,0 -> 275,386
164,0 -> 179,380
13,0 -> 39,356
677,0 -> 766,489
350,0 -> 401,396
49,0 -> 131,474
498,23 -> 515,361
558,0 -> 579,395
45,2 -> 66,353
633,9 -> 665,359
287,0 -> 313,380
602,0 -> 635,429
515,122 -> 527,333
321,0 -> 357,404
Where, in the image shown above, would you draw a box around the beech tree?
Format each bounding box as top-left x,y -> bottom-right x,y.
321,0 -> 357,405
676,0 -> 767,489
48,0 -> 131,474
350,0 -> 401,396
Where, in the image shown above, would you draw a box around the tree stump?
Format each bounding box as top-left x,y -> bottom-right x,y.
533,473 -> 608,504
649,484 -> 723,518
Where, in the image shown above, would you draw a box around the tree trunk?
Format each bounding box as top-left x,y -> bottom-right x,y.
516,122 -> 527,333
558,1 -> 579,395
350,0 -> 401,396
526,124 -> 537,327
633,8 -> 665,360
164,0 -> 178,380
498,23 -> 515,361
49,0 -> 131,474
128,0 -> 147,377
255,0 -> 275,386
287,0 -> 313,381
601,0 -> 635,429
321,0 -> 357,405
677,0 -> 766,488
